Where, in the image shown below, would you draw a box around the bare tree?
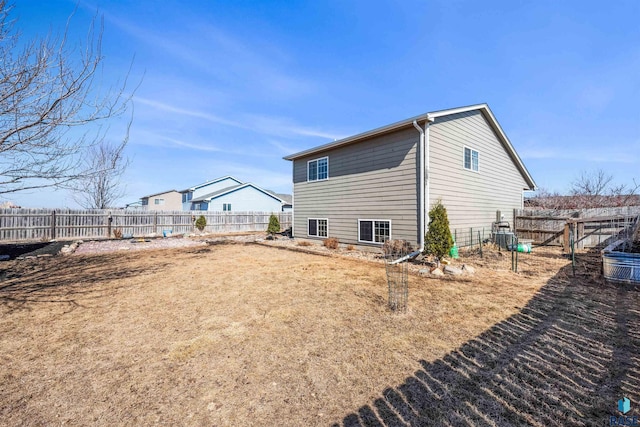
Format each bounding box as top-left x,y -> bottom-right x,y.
0,1 -> 133,195
528,170 -> 640,209
571,169 -> 639,208
71,124 -> 130,209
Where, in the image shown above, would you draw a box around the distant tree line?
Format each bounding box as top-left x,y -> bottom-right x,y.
526,169 -> 640,209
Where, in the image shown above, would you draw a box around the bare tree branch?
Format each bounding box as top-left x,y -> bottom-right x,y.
71,118 -> 131,209
0,1 -> 136,196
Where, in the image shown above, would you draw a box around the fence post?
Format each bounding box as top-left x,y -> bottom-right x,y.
107,212 -> 112,238
51,210 -> 56,240
154,212 -> 158,235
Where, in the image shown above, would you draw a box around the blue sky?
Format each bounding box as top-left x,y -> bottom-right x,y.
9,0 -> 640,208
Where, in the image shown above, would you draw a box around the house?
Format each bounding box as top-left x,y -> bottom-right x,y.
284,103 -> 536,248
180,176 -> 243,211
125,200 -> 144,210
179,176 -> 291,212
141,190 -> 182,211
188,181 -> 289,212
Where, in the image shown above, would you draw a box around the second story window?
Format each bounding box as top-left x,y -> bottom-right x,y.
464,147 -> 479,172
307,157 -> 328,181
155,198 -> 165,205
223,203 -> 231,211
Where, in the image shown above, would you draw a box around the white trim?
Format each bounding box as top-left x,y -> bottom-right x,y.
463,146 -> 479,173
307,218 -> 328,238
306,156 -> 329,182
357,219 -> 392,244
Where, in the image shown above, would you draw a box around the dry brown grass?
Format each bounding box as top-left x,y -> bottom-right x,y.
0,243 -> 637,426
296,240 -> 312,247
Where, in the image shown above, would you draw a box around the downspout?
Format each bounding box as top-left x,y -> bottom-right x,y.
412,120 -> 426,254
391,115 -> 434,264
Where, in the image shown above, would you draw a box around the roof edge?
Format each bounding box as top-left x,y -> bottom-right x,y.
283,103 -> 536,190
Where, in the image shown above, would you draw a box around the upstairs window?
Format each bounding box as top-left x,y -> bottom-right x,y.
182,192 -> 193,203
154,198 -> 165,205
307,157 -> 329,181
223,203 -> 231,211
464,147 -> 479,172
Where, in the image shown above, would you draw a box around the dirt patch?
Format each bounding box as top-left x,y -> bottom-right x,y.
0,241 -> 68,259
0,243 -> 637,426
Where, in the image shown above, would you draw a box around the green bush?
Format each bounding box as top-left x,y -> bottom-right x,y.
267,214 -> 281,235
424,200 -> 454,259
195,215 -> 207,231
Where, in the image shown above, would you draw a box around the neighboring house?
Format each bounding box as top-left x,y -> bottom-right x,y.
180,176 -> 243,211
189,182 -> 289,212
141,190 -> 182,211
125,200 -> 144,210
284,103 -> 536,248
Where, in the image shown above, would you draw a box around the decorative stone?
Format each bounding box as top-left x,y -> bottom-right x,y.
430,268 -> 444,277
462,264 -> 476,274
444,265 -> 463,275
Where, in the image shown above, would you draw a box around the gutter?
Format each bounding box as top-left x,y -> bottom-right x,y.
390,115 -> 434,264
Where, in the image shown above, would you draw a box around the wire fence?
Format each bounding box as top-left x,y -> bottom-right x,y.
451,227 -> 493,249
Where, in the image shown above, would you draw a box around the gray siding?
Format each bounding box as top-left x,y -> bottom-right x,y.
429,110 -> 527,230
292,127 -> 419,246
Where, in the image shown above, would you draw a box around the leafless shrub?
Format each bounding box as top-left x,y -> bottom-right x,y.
383,239 -> 413,256
323,237 -> 339,250
112,228 -> 122,239
296,241 -> 312,247
346,244 -> 355,251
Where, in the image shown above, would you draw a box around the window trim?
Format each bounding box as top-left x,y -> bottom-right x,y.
358,219 -> 392,244
463,146 -> 479,172
307,218 -> 328,237
223,203 -> 231,211
307,156 -> 329,182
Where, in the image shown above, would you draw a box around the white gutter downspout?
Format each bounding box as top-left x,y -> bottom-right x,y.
412,120 -> 426,254
390,115 -> 434,264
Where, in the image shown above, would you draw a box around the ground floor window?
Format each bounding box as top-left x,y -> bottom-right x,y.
358,219 -> 390,243
308,218 -> 328,237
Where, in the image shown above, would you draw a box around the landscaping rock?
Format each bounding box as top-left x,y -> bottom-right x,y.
430,268 -> 445,277
444,265 -> 463,275
462,264 -> 476,274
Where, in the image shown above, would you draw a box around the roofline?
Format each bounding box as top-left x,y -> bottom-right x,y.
283,103 -> 536,190
180,175 -> 243,192
192,182 -> 286,203
141,189 -> 178,199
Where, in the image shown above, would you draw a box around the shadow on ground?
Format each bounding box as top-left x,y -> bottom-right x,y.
335,252 -> 640,426
0,252 -> 169,312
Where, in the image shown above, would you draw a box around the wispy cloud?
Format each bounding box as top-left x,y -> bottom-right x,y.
134,97 -> 241,128
135,96 -> 344,143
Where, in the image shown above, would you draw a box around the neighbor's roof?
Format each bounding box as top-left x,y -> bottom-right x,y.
283,103 -> 536,190
191,183 -> 287,204
180,175 -> 243,193
141,189 -> 178,199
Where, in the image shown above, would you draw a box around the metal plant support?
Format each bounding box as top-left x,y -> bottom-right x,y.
383,241 -> 410,312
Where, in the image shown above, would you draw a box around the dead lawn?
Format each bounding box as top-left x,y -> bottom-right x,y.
0,243 -> 637,426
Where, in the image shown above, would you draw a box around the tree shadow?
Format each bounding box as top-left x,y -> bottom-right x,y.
0,253 -> 169,313
335,251 -> 640,426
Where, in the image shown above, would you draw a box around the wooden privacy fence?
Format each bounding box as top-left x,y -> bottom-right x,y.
0,209 -> 292,242
514,206 -> 640,248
